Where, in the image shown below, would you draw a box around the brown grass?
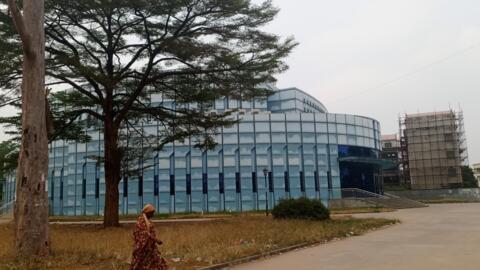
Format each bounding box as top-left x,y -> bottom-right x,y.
47,212 -> 259,223
0,216 -> 396,270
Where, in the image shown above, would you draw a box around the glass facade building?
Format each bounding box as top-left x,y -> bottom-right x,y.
2,87 -> 383,216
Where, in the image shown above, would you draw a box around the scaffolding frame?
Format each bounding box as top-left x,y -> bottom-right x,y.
399,109 -> 468,190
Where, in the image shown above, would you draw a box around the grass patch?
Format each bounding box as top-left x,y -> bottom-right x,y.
48,207 -> 393,223
0,216 -> 396,270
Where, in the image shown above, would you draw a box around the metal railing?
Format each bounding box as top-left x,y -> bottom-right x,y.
382,192 -> 429,208
328,188 -> 427,209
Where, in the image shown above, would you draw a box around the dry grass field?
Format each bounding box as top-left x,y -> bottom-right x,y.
0,216 -> 396,270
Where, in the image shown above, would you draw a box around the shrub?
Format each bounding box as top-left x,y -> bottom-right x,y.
272,197 -> 330,221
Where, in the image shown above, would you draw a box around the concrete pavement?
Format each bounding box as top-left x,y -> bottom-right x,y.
233,203 -> 480,270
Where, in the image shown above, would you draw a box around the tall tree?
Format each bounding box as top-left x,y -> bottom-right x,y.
0,0 -> 297,227
5,0 -> 50,257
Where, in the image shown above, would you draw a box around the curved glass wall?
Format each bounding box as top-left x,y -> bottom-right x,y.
338,145 -> 383,193
2,88 -> 382,216
268,87 -> 328,114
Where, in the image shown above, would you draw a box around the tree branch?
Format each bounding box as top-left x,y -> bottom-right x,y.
46,72 -> 102,104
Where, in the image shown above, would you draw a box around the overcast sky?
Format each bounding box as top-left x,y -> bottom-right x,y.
262,0 -> 480,164
1,0 -> 479,164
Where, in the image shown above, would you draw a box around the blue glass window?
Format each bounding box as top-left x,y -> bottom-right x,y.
337,124 -> 347,134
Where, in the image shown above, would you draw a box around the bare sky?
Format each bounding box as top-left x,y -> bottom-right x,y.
263,0 -> 480,164
1,0 -> 479,163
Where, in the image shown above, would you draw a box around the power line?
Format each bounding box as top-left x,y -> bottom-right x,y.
331,41 -> 480,104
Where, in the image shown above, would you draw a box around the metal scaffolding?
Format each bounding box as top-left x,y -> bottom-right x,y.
399,109 -> 468,189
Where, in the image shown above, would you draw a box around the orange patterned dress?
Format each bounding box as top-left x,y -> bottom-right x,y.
130,216 -> 168,270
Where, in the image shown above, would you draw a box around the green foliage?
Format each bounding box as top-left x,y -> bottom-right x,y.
0,0 -> 297,152
462,166 -> 478,188
0,6 -> 22,105
0,94 -> 92,178
0,92 -> 92,143
272,197 -> 330,221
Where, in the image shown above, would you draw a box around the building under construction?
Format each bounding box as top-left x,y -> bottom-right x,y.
381,134 -> 403,186
400,110 -> 468,189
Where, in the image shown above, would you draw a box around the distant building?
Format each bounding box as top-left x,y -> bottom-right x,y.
381,134 -> 402,186
473,163 -> 480,187
400,110 -> 468,189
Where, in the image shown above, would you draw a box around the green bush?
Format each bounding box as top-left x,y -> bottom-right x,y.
272,197 -> 330,220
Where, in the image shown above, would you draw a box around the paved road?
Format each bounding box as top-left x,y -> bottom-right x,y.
233,203 -> 480,270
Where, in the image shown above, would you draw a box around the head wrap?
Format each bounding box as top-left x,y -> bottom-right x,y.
142,204 -> 155,214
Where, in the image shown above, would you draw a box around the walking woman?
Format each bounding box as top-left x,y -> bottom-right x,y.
130,204 -> 168,270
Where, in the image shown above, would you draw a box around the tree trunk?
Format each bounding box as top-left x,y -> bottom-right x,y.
103,118 -> 121,227
9,0 -> 50,257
